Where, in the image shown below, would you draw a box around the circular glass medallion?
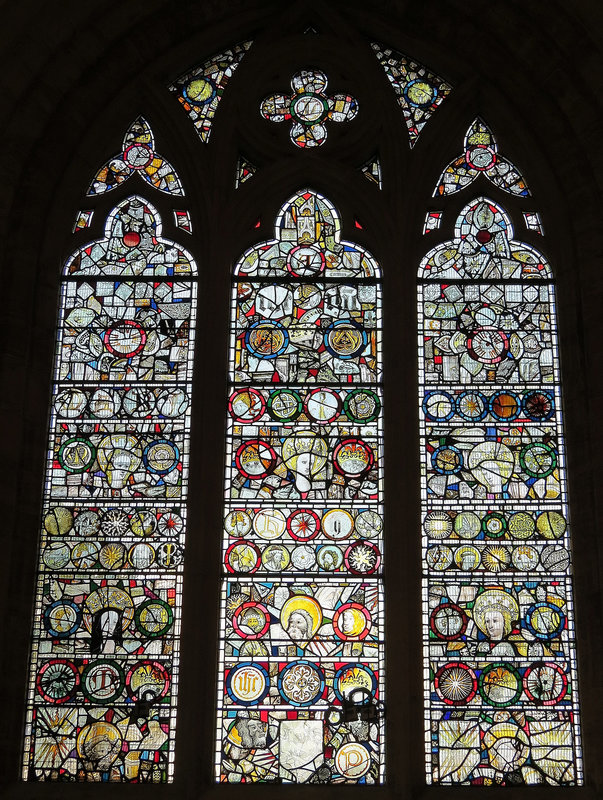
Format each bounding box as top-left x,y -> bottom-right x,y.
455,390 -> 488,421
122,387 -> 155,417
525,602 -> 565,640
520,442 -> 557,478
143,439 -> 179,474
404,79 -> 436,107
58,437 -> 96,473
44,600 -> 82,638
304,387 -> 341,423
267,389 -> 303,422
426,545 -> 454,571
435,662 -> 477,705
232,602 -> 270,640
344,388 -> 381,423
355,510 -> 383,539
54,388 -> 87,418
323,320 -> 367,359
523,662 -> 568,705
287,509 -> 320,541
130,510 -> 157,538
466,145 -> 497,171
134,599 -> 174,638
454,511 -> 481,539
423,391 -> 454,421
278,660 -> 324,705
226,663 -> 269,705
290,93 -> 328,124
511,544 -> 540,571
157,511 -> 184,537
540,545 -> 570,572
88,388 -> 119,418
71,541 -> 100,569
322,509 -> 354,540
184,77 -> 215,104
345,540 -> 381,574
228,387 -> 266,423
489,390 -> 521,421
73,510 -> 100,537
334,438 -> 374,476
225,540 -> 261,573
523,390 -> 554,421
253,509 -> 286,540
431,445 -> 462,475
235,439 -> 277,479
467,327 -> 508,363
453,545 -> 481,571
333,663 -> 377,702
42,542 -> 71,570
103,320 -> 146,357
156,542 -> 184,568
481,511 -> 507,538
156,387 -> 189,417
126,660 -> 170,701
44,506 -> 74,536
479,663 -> 522,707
482,544 -> 511,572
261,543 -> 290,572
332,602 -> 371,641
335,742 -> 371,779
484,723 -> 529,772
98,542 -> 126,569
316,544 -> 343,571
36,659 -> 80,704
508,511 -> 536,539
430,602 -> 467,640
245,320 -> 289,359
287,244 -> 325,277
123,142 -> 153,169
424,511 -> 453,539
101,508 -> 130,537
224,509 -> 252,537
291,544 -> 316,570
81,659 -> 125,703
536,510 -> 566,539
128,542 -> 156,569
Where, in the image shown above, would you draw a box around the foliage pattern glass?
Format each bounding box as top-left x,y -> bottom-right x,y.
216,189 -> 385,784
23,196 -> 196,783
418,197 -> 582,785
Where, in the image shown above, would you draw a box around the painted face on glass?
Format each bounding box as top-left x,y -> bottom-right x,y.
485,609 -> 505,641
340,609 -> 356,634
287,611 -> 309,640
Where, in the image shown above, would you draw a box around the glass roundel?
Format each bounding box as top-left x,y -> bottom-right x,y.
418,196 -> 582,786
217,189 -> 385,783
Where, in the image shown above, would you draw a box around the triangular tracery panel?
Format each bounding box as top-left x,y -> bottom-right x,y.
371,42 -> 452,147
169,41 -> 252,142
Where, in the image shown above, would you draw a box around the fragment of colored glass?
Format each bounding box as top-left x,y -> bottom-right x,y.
434,118 -> 530,198
260,70 -> 358,148
169,42 -> 252,142
423,211 -> 442,234
370,42 -> 451,147
23,196 -> 197,783
418,198 -> 582,785
235,155 -> 257,187
174,209 -> 193,233
87,117 -> 184,197
216,189 -> 385,783
360,156 -> 382,189
73,209 -> 94,232
523,211 -> 544,235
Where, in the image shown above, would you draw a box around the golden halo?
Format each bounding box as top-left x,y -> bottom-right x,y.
76,721 -> 122,763
83,586 -> 134,632
472,588 -> 519,637
280,595 -> 323,637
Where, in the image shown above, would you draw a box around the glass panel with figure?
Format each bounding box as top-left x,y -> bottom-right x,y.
216,189 -> 385,784
418,197 -> 582,786
22,196 -> 197,783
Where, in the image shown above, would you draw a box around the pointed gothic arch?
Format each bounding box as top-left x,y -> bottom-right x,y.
2,2 -> 603,797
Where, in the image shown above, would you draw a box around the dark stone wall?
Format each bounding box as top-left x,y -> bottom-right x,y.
1,2 -> 602,797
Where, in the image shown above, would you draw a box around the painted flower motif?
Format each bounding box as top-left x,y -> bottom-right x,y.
434,118 -> 530,197
260,69 -> 358,148
87,116 -> 184,196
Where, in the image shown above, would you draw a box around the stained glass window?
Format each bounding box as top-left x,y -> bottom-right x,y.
370,42 -> 452,146
23,182 -> 197,779
419,197 -> 582,785
215,189 -> 385,784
